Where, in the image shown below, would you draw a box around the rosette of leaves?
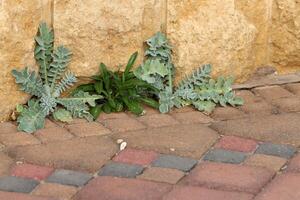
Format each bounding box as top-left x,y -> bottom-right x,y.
134,32 -> 175,113
174,64 -> 244,113
12,23 -> 102,133
73,52 -> 159,120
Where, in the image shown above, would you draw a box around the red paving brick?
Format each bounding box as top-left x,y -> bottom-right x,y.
211,107 -> 246,121
171,111 -> 213,124
11,163 -> 54,181
287,154 -> 300,172
137,114 -> 179,128
0,122 -> 18,134
102,118 -> 146,132
113,148 -> 158,166
163,186 -> 254,200
181,162 -> 274,194
253,86 -> 294,101
215,136 -> 258,152
0,191 -> 57,200
73,176 -> 172,200
255,173 -> 300,200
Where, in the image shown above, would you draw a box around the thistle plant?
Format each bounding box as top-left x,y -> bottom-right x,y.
12,23 -> 102,133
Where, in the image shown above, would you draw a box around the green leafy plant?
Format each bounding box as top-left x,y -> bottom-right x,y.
73,52 -> 159,120
134,32 -> 175,113
12,23 -> 102,133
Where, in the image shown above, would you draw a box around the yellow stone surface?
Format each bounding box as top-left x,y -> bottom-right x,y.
0,0 -> 43,121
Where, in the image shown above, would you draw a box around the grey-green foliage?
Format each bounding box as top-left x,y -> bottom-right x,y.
134,32 -> 175,113
174,64 -> 244,113
12,23 -> 102,133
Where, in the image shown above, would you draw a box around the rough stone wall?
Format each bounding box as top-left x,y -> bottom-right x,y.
1,0 -> 300,121
0,0 -> 43,121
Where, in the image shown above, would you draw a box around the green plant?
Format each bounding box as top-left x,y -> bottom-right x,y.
12,23 -> 102,133
73,52 -> 159,119
174,64 -> 244,113
134,32 -> 175,113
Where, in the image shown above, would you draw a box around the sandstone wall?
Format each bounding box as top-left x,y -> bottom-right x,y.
0,0 -> 300,120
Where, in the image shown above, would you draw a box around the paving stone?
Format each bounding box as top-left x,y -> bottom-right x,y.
97,112 -> 129,121
152,154 -> 197,172
253,85 -> 294,101
0,176 -> 39,193
0,191 -> 57,200
215,136 -> 258,152
240,101 -> 279,116
32,183 -> 77,200
255,142 -> 297,158
99,162 -> 144,178
102,117 -> 146,132
272,97 -> 300,112
210,113 -> 300,146
235,90 -> 262,104
244,154 -> 287,171
44,119 -> 59,129
211,107 -> 246,121
66,122 -> 111,137
138,167 -> 184,184
73,177 -> 172,200
171,106 -> 195,113
254,173 -> 300,200
163,186 -> 254,200
111,124 -> 219,159
46,169 -> 93,187
113,148 -> 158,166
141,105 -> 160,115
137,114 -> 179,128
203,149 -> 247,164
9,136 -> 118,172
0,122 -> 18,134
11,163 -> 54,181
181,162 -> 274,194
0,133 -> 40,147
171,111 -> 213,124
287,154 -> 300,172
285,83 -> 300,95
34,127 -> 74,143
0,153 -> 13,176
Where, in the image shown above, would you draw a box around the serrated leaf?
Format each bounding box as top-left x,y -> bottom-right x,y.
53,108 -> 73,123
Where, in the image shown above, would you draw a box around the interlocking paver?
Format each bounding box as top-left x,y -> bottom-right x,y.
171,111 -> 213,124
34,127 -> 74,143
255,142 -> 297,158
152,154 -> 197,172
0,122 -> 17,134
99,162 -> 144,178
97,112 -> 129,121
46,169 -> 93,187
254,173 -> 300,200
138,167 -> 184,184
111,124 -> 219,159
287,154 -> 300,172
9,136 -> 118,172
211,107 -> 246,121
244,154 -> 287,171
163,186 -> 254,200
44,119 -> 59,129
272,97 -> 300,112
203,149 -> 247,164
285,83 -> 300,95
210,113 -> 300,146
73,177 -> 172,200
181,162 -> 274,194
235,90 -> 262,104
11,163 -> 54,181
32,183 -> 78,200
253,85 -> 294,101
137,114 -> 179,128
66,122 -> 111,137
102,117 -> 146,132
0,133 -> 40,147
215,136 -> 257,152
0,153 -> 13,176
0,176 -> 39,193
241,101 -> 279,116
113,148 -> 158,166
0,191 -> 57,200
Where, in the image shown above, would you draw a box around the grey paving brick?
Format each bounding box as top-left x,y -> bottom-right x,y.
203,149 -> 247,164
152,154 -> 197,172
255,143 -> 297,158
98,162 -> 144,178
0,176 -> 39,193
46,169 -> 93,187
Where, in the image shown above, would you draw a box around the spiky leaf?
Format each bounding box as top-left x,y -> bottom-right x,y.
53,71 -> 77,97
